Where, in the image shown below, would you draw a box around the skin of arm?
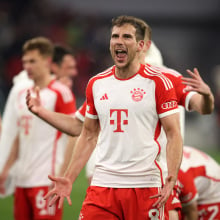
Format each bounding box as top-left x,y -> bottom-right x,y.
169,209 -> 180,220
0,134 -> 19,194
182,68 -> 214,114
58,136 -> 79,176
44,117 -> 99,208
152,112 -> 183,208
26,87 -> 82,136
182,201 -> 198,220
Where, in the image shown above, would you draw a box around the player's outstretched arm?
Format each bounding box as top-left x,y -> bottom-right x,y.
182,68 -> 214,114
26,87 -> 82,136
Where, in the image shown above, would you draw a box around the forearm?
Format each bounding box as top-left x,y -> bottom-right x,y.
189,88 -> 214,115
200,92 -> 214,114
59,136 -> 78,176
36,107 -> 82,136
64,128 -> 98,183
182,202 -> 198,220
1,135 -> 19,176
166,133 -> 183,182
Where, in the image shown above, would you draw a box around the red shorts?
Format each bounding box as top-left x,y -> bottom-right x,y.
14,186 -> 62,220
79,186 -> 168,220
198,203 -> 220,220
166,187 -> 182,219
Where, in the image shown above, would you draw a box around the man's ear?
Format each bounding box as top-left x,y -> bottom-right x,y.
137,40 -> 145,52
144,40 -> 151,53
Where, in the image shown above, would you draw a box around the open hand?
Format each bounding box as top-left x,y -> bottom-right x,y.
182,68 -> 212,96
150,175 -> 176,208
44,175 -> 73,209
26,87 -> 42,115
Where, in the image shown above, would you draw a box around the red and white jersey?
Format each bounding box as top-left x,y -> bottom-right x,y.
75,101 -> 86,122
178,146 -> 220,206
86,64 -> 179,188
13,79 -> 76,187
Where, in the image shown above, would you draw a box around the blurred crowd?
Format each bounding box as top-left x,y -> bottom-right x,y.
0,0 -> 219,148
0,0 -> 114,111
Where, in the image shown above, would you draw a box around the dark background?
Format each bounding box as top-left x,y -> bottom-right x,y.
0,0 -> 219,148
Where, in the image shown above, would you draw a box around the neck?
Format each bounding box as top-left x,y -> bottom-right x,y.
34,72 -> 52,89
115,61 -> 141,79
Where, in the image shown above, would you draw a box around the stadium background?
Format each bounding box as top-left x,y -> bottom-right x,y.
0,0 -> 219,219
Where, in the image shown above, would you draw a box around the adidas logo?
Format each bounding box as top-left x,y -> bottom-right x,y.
100,93 -> 108,100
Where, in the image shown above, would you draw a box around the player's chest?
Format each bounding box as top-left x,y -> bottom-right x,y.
16,88 -> 58,116
93,78 -> 156,113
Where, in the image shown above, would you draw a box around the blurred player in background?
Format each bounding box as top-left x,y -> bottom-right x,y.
176,146 -> 220,220
0,37 -> 76,220
0,43 -> 78,197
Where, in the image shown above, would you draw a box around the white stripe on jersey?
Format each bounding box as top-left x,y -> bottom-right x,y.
97,66 -> 114,76
144,65 -> 173,90
51,81 -> 73,103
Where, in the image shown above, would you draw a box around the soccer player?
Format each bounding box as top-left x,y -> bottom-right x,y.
176,146 -> 220,220
0,37 -> 76,220
0,44 -> 78,197
27,15 -> 182,219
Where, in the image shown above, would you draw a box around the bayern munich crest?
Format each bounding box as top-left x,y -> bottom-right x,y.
130,88 -> 146,102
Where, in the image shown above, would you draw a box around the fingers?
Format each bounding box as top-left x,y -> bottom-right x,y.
49,194 -> 59,207
66,196 -> 72,206
48,174 -> 57,182
44,188 -> 56,200
149,193 -> 161,199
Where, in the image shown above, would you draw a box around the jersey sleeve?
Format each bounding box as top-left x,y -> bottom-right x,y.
171,75 -> 197,110
155,74 -> 179,118
75,100 -> 86,122
85,78 -> 98,119
53,84 -> 76,115
178,169 -> 198,206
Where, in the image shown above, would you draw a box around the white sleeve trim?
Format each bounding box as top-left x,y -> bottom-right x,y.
75,111 -> 85,122
185,92 -> 197,112
86,112 -> 98,119
159,108 -> 179,119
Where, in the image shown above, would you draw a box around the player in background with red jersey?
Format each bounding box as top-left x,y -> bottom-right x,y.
176,146 -> 220,220
0,37 -> 76,220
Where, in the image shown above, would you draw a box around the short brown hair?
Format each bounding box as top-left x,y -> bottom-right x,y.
22,37 -> 54,57
111,15 -> 152,41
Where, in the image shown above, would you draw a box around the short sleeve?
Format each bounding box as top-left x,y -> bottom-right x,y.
85,78 -> 98,119
155,75 -> 179,118
75,101 -> 87,122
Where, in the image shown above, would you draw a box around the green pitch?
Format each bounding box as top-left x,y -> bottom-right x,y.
1,151 -> 220,220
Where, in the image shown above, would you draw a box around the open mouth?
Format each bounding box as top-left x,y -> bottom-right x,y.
115,49 -> 127,60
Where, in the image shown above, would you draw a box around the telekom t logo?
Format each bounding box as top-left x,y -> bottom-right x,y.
18,115 -> 32,135
110,109 -> 128,132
